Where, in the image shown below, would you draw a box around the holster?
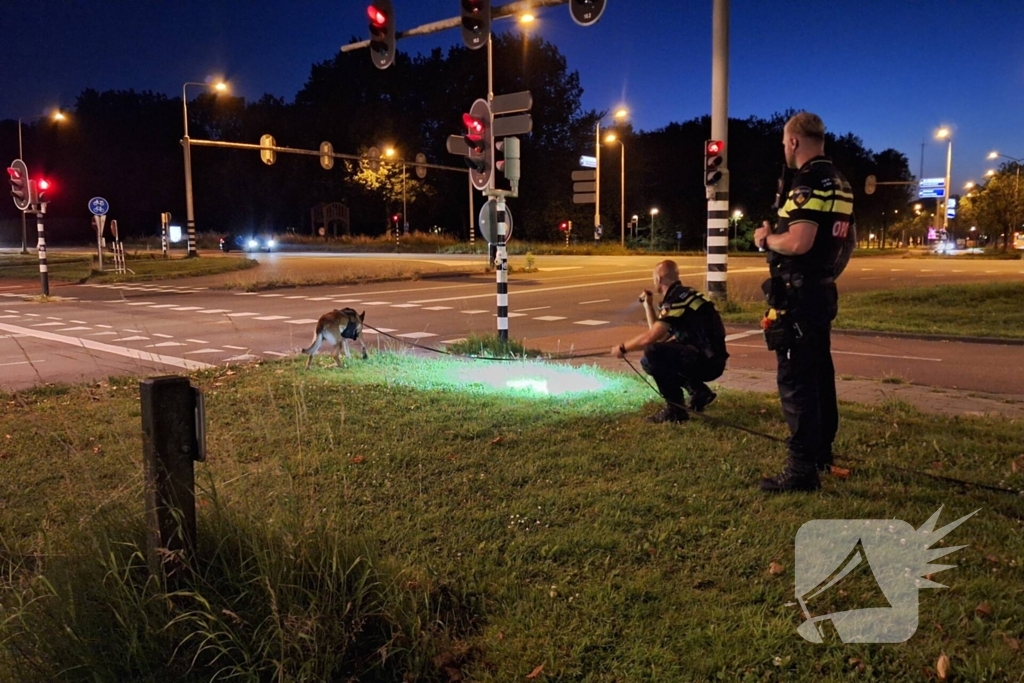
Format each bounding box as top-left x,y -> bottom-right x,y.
760,276 -> 804,352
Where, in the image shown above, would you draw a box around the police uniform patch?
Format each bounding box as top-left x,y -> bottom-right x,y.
792,186 -> 813,207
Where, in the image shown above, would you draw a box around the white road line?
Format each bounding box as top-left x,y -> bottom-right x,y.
725,330 -> 762,342
254,315 -> 290,321
123,329 -> 143,333
538,266 -> 583,271
574,319 -> 609,326
112,336 -> 150,342
126,302 -> 155,306
258,294 -> 284,297
186,339 -> 210,344
333,299 -> 362,303
423,306 -> 453,311
0,360 -> 45,367
223,345 -> 248,350
285,296 -> 306,299
0,315 -> 21,320
361,300 -> 392,305
516,306 -> 551,312
890,269 -> 905,272
285,319 -> 318,325
183,349 -> 223,355
199,309 -> 231,314
461,310 -> 489,314
391,304 -> 420,308
235,292 -> 258,296
46,316 -> 62,320
264,351 -> 289,357
580,299 -> 610,305
153,333 -> 174,338
507,312 -> 527,318
57,327 -> 91,332
226,312 -> 259,318
30,322 -> 65,327
171,306 -> 203,311
146,342 -> 186,348
729,342 -> 941,362
535,315 -> 567,321
307,297 -> 333,301
396,332 -> 438,339
87,331 -> 119,337
440,338 -> 467,344
226,354 -> 259,362
362,327 -> 398,334
0,322 -> 213,370
145,304 -> 178,309
70,320 -> 87,324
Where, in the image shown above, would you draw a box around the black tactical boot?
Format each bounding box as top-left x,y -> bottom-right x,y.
816,451 -> 834,473
688,384 -> 718,413
759,459 -> 821,492
645,404 -> 689,424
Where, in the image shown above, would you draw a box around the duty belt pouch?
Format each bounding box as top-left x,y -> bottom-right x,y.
762,309 -> 804,352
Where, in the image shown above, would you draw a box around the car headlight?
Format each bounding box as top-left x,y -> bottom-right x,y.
248,239 -> 258,248
266,239 -> 276,248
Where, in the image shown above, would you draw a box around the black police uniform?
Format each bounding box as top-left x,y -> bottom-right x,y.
641,282 -> 728,418
763,155 -> 854,489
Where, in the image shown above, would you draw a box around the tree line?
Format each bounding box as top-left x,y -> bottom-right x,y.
1,33 -> 916,247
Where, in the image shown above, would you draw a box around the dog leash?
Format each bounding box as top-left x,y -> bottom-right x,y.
619,357 -> 1023,498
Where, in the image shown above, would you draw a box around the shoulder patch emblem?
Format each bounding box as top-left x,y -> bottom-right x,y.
791,186 -> 813,207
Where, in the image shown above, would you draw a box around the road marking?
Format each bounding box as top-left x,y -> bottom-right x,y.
333,299 -> 362,304
285,319 -> 318,325
171,306 -> 203,311
535,315 -> 567,321
147,304 -> 179,309
890,269 -> 905,272
224,345 -> 248,350
391,304 -> 420,308
46,316 -> 62,320
397,332 -> 438,339
153,333 -> 174,338
580,299 -> 610,305
123,329 -> 143,333
184,349 -> 223,355
921,269 -> 933,272
730,342 -> 941,362
440,338 -> 467,344
0,322 -> 213,370
361,300 -> 392,305
226,353 -> 259,362
186,339 -> 209,344
363,327 -> 398,334
538,266 -> 584,271
574,319 -> 609,326
860,268 -> 874,271
112,336 -> 150,342
70,320 -> 87,324
125,302 -> 155,306
725,330 -> 762,342
307,297 -> 333,301
146,342 -> 186,348
423,306 -> 453,311
461,310 -> 489,315
254,315 -> 290,321
235,292 -> 258,296
30,322 -> 65,327
515,306 -> 551,312
264,351 -> 289,357
258,294 -> 284,297
226,312 -> 259,318
285,295 -> 306,299
199,309 -> 231,314
87,331 -> 119,337
57,327 -> 91,332
0,360 -> 45,367
0,315 -> 21,319
507,312 -> 527,318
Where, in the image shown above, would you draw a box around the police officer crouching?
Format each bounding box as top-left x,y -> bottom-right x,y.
753,112 -> 856,492
612,260 -> 728,423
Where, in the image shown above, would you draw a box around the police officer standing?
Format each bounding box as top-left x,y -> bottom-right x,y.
612,260 -> 728,423
753,112 -> 855,492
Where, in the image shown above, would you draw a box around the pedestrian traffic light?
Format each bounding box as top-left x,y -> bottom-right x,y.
704,139 -> 724,186
460,0 -> 490,50
367,1 -> 395,70
559,221 -> 568,232
569,0 -> 607,26
462,99 -> 493,191
34,178 -> 51,204
7,159 -> 30,211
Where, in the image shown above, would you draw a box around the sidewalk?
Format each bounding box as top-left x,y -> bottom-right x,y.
523,327 -> 1024,421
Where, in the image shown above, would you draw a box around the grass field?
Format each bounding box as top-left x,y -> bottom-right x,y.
720,281 -> 1024,340
1,355 -> 1021,681
0,253 -> 257,283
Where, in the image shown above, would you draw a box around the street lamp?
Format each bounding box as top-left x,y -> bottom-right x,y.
595,107 -> 629,240
731,210 -> 743,250
935,127 -> 953,232
182,79 -> 228,257
14,110 -> 67,254
385,147 -> 409,235
604,133 -> 626,247
649,207 -> 659,249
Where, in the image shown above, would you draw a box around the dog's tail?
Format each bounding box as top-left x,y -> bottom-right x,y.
302,328 -> 325,356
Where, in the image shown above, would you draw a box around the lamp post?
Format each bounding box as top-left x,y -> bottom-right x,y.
604,133 -> 626,247
649,208 -> 659,250
986,151 -> 1022,251
595,107 -> 628,240
935,127 -> 953,232
384,147 -> 408,235
731,209 -> 743,251
182,80 -> 227,258
15,111 -> 66,254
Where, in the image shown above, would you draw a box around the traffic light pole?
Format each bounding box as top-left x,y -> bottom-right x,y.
183,135 -> 198,258
495,195 -> 508,342
706,0 -> 730,301
34,203 -> 50,297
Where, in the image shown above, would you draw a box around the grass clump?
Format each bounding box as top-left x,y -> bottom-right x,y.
1,359 -> 1022,680
444,333 -> 541,359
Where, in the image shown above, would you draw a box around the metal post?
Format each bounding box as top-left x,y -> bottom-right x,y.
161,212 -> 169,258
595,121 -> 601,232
402,162 -> 408,234
496,197 -> 508,342
942,138 -> 952,232
620,141 -> 626,248
18,119 -> 27,255
182,84 -> 198,258
651,212 -> 656,250
94,215 -> 104,271
468,175 -> 476,248
141,376 -> 200,582
706,0 -> 730,301
35,203 -> 49,297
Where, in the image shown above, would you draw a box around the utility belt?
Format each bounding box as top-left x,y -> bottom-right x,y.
760,272 -> 833,352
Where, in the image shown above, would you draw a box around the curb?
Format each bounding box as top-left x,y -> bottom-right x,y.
832,328 -> 1024,347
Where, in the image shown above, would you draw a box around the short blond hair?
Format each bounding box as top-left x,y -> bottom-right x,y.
655,260 -> 679,284
785,112 -> 826,142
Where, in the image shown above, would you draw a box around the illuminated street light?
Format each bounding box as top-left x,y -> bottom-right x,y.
519,12 -> 535,23
614,108 -> 628,119
964,181 -> 975,190
182,79 -> 229,257
985,169 -> 996,177
384,147 -> 396,158
603,134 -> 626,247
594,106 -> 631,247
934,127 -> 953,232
649,208 -> 659,250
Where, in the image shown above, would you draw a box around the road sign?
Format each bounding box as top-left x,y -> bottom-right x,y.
573,181 -> 596,193
492,91 -> 533,115
367,146 -> 381,173
260,134 -> 277,165
493,114 -> 532,138
88,197 -> 109,215
320,141 -> 334,170
414,152 -> 427,179
573,168 -> 597,204
572,170 -> 596,182
946,197 -> 957,219
478,198 -> 513,244
573,194 -> 596,204
579,155 -> 597,168
918,177 -> 945,199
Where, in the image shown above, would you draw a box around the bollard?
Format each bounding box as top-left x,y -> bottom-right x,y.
140,376 -> 206,581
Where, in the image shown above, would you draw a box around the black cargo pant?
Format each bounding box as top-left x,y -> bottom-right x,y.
776,286 -> 839,469
641,342 -> 726,407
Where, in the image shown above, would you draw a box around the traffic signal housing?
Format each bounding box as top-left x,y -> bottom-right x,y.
569,0 -> 607,26
8,159 -> 30,211
704,140 -> 724,186
460,0 -> 490,49
462,99 -> 493,191
367,1 -> 396,69
34,178 -> 51,204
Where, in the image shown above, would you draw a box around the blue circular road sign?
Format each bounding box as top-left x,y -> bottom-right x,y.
88,197 -> 109,216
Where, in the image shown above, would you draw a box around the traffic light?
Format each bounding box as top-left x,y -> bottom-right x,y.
460,0 -> 490,49
367,1 -> 395,70
392,213 -> 400,225
559,221 -> 568,232
569,0 -> 607,26
34,178 -> 51,204
462,99 -> 493,191
704,139 -> 724,186
495,136 -> 521,183
7,159 -> 30,211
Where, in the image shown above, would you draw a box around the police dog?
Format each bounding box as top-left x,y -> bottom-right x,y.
302,308 -> 368,369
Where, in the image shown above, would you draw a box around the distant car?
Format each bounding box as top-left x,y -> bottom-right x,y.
219,234 -> 276,253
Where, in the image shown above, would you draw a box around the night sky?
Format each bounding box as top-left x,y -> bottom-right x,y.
3,1 -> 1022,190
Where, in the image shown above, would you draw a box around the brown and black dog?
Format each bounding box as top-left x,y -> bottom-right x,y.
301,308 -> 368,368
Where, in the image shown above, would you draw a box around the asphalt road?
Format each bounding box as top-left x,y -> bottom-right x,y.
1,254 -> 1022,393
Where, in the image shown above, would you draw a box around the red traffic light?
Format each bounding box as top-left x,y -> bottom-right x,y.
367,4 -> 387,26
7,168 -> 22,180
392,214 -> 400,223
559,222 -> 568,231
462,113 -> 484,135
706,140 -> 723,155
36,179 -> 51,191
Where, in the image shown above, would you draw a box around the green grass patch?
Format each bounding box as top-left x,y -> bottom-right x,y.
1,358 -> 1022,680
444,334 -> 541,359
720,281 -> 1024,339
0,253 -> 257,283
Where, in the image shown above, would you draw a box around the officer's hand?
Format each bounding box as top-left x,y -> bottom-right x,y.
638,289 -> 653,304
611,344 -> 626,359
754,221 -> 771,250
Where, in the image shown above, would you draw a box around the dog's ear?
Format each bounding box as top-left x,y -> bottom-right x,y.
359,311 -> 365,321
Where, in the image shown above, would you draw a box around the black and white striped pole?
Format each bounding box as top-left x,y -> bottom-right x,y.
495,197 -> 509,342
34,201 -> 50,297
706,0 -> 730,301
161,212 -> 170,259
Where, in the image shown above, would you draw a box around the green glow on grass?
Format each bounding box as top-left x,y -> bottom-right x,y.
457,362 -> 610,396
